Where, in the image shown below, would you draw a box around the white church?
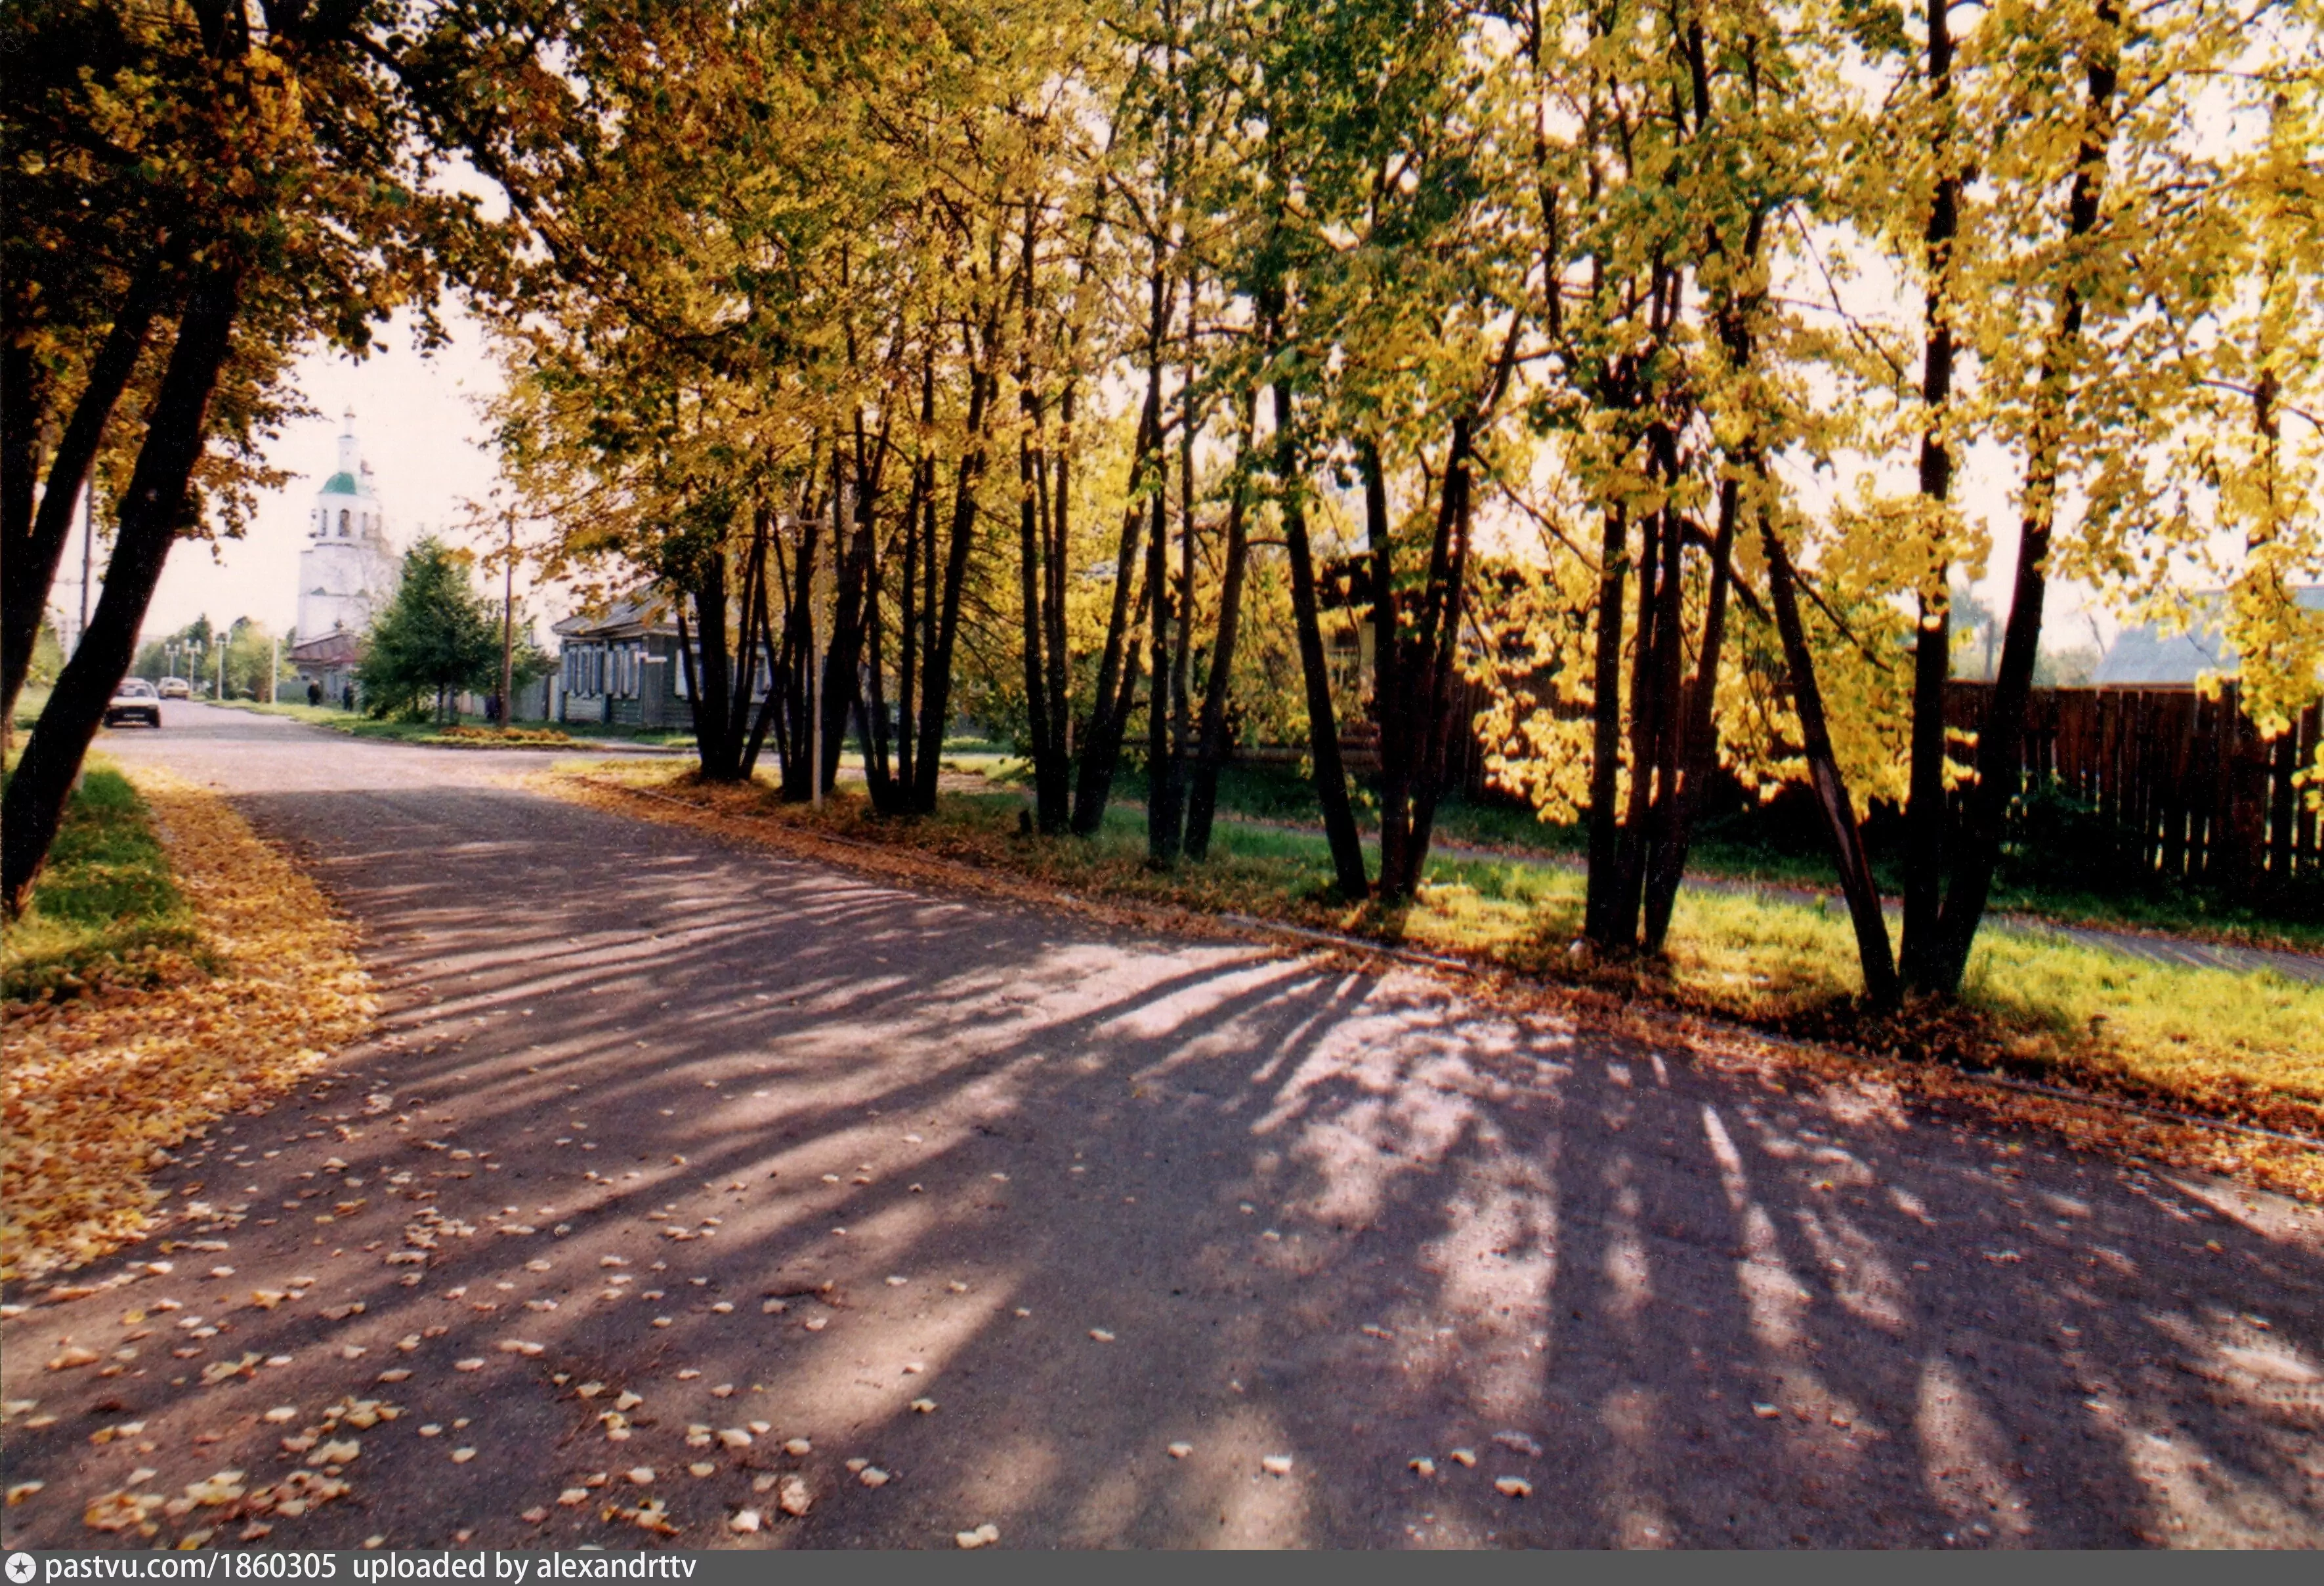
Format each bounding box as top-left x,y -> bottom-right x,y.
286,413 -> 400,701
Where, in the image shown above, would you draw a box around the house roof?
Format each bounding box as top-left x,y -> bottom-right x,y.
553,593 -> 680,642
287,630 -> 363,666
2094,587 -> 2324,686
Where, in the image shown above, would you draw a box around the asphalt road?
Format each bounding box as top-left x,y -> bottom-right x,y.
5,704 -> 2321,1549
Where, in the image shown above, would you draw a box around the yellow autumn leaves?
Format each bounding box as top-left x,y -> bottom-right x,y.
1,769 -> 375,1281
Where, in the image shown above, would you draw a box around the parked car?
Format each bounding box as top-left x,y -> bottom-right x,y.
157,676 -> 191,699
103,678 -> 162,728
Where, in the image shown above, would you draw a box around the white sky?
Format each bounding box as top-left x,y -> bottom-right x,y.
64,302 -> 534,646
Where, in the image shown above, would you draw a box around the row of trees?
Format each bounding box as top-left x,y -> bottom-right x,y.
488,0 -> 2323,1005
7,3 -> 2319,1014
128,616 -> 295,701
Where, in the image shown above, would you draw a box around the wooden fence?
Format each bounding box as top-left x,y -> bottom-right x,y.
1947,682 -> 2321,898
1235,678 -> 2320,903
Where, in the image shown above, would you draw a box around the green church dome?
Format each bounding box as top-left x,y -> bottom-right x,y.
320,471 -> 362,495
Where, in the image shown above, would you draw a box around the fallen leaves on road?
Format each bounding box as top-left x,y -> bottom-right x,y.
956,1523 -> 1000,1549
1,771 -> 375,1281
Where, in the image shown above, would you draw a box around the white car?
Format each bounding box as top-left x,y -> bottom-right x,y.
157,676 -> 192,699
104,678 -> 163,728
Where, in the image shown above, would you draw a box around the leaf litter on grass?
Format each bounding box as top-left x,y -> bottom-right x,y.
1,768 -> 375,1280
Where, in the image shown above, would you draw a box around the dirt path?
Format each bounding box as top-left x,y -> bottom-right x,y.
5,704 -> 2319,1549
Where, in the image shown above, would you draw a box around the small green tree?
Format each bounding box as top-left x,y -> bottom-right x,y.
219,619 -> 290,701
360,538 -> 499,724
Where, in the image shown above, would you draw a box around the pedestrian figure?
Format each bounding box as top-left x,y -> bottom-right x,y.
343,682 -> 355,710
308,680 -> 323,707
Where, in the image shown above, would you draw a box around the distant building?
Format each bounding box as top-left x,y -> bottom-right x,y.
284,628 -> 362,706
2094,587 -> 2324,687
555,594 -> 741,730
296,411 -> 400,643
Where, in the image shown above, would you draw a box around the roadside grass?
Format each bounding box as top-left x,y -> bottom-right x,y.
3,768 -> 374,1279
566,758 -> 2324,1139
1104,757 -> 2324,953
214,699 -> 690,749
1,758 -> 201,1001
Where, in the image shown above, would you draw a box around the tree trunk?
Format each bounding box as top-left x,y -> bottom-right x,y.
1273,377 -> 1368,900
895,364 -> 935,801
1069,274 -> 1165,835
1399,417 -> 1480,900
1183,391 -> 1256,861
688,538 -> 742,781
1144,363 -> 1183,867
1900,0 -> 1962,990
1363,440 -> 1410,900
910,324 -> 999,816
1642,472 -> 1739,950
777,457 -> 824,801
1924,7 -> 2120,995
1582,503 -> 1630,948
1165,378 -> 1196,852
1608,455 -> 1671,948
821,476 -> 877,796
1044,382 -> 1073,810
1017,392 -> 1068,832
3,265 -> 167,734
4,266 -> 243,914
1626,432 -> 1690,940
1758,509 -> 1901,1009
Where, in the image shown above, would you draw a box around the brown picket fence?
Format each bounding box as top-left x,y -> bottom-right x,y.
1947,682 -> 2323,900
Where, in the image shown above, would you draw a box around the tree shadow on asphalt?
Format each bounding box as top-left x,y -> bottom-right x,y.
5,782 -> 2321,1551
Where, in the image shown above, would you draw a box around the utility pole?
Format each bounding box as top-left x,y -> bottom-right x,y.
499,511 -> 517,731
269,635 -> 280,704
217,631 -> 226,702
